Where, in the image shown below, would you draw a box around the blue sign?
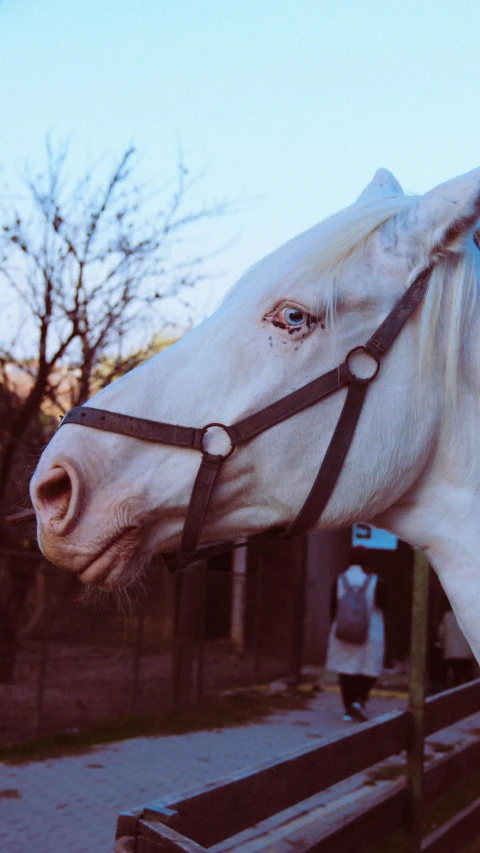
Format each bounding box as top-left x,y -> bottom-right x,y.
352,523 -> 398,550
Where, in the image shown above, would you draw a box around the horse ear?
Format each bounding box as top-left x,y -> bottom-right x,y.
356,168 -> 404,203
385,167 -> 480,266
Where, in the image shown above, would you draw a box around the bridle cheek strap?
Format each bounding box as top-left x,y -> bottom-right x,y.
284,377 -> 368,538
180,453 -> 224,559
59,266 -> 432,571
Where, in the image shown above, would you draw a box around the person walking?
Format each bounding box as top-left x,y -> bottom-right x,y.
438,606 -> 475,687
326,561 -> 386,722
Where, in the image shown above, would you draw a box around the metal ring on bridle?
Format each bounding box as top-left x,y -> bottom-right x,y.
345,345 -> 381,382
200,423 -> 236,458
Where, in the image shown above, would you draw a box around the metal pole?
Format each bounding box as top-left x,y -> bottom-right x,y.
404,549 -> 429,853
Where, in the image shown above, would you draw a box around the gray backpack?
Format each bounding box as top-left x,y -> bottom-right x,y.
334,574 -> 371,644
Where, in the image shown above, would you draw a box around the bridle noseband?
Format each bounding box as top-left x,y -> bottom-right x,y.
59,266 -> 432,570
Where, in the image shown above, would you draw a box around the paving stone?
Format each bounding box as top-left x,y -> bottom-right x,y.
0,691 -> 405,853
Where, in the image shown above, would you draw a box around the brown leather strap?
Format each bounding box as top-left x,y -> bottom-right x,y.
180,453 -> 224,557
229,364 -> 351,443
284,378 -> 369,538
365,266 -> 432,358
60,406 -> 203,450
63,364 -> 351,452
58,368 -> 352,567
162,527 -> 284,571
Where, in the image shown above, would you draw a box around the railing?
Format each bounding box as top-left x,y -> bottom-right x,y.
115,678 -> 480,853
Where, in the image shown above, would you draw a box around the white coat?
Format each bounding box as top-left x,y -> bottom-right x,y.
326,565 -> 385,678
438,611 -> 474,661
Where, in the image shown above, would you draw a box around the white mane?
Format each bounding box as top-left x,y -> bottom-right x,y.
420,238 -> 479,402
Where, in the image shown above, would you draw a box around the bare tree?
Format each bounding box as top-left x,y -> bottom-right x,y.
0,140 -> 227,508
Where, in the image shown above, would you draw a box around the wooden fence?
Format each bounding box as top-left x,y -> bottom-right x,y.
115,552 -> 480,853
115,678 -> 480,853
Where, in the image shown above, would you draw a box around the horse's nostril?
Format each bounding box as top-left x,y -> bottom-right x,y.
36,466 -> 73,520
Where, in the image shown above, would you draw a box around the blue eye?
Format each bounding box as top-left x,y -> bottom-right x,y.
281,306 -> 308,327
267,303 -> 317,331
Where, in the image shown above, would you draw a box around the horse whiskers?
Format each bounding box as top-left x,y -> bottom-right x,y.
75,559 -> 149,627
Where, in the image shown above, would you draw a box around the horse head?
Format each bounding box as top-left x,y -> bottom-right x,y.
30,167 -> 480,657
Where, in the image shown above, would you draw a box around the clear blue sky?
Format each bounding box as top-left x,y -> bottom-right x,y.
1,0 -> 480,323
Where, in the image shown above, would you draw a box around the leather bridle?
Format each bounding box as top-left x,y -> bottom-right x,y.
59,265 -> 432,570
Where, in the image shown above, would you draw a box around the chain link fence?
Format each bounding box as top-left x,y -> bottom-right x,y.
0,538 -> 307,746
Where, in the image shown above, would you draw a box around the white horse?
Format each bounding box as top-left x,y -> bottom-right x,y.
30,167 -> 480,660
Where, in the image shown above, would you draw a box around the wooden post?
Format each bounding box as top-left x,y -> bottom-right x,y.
230,541 -> 247,653
172,562 -> 205,709
253,555 -> 264,684
290,537 -> 307,685
130,600 -> 145,714
404,549 -> 429,852
35,562 -> 50,738
195,562 -> 206,703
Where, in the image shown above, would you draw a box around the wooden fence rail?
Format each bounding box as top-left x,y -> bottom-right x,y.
115,677 -> 480,853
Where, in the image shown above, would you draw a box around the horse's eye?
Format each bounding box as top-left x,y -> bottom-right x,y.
277,306 -> 309,328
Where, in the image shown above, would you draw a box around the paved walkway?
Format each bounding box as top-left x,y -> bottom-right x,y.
0,690 -> 406,853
